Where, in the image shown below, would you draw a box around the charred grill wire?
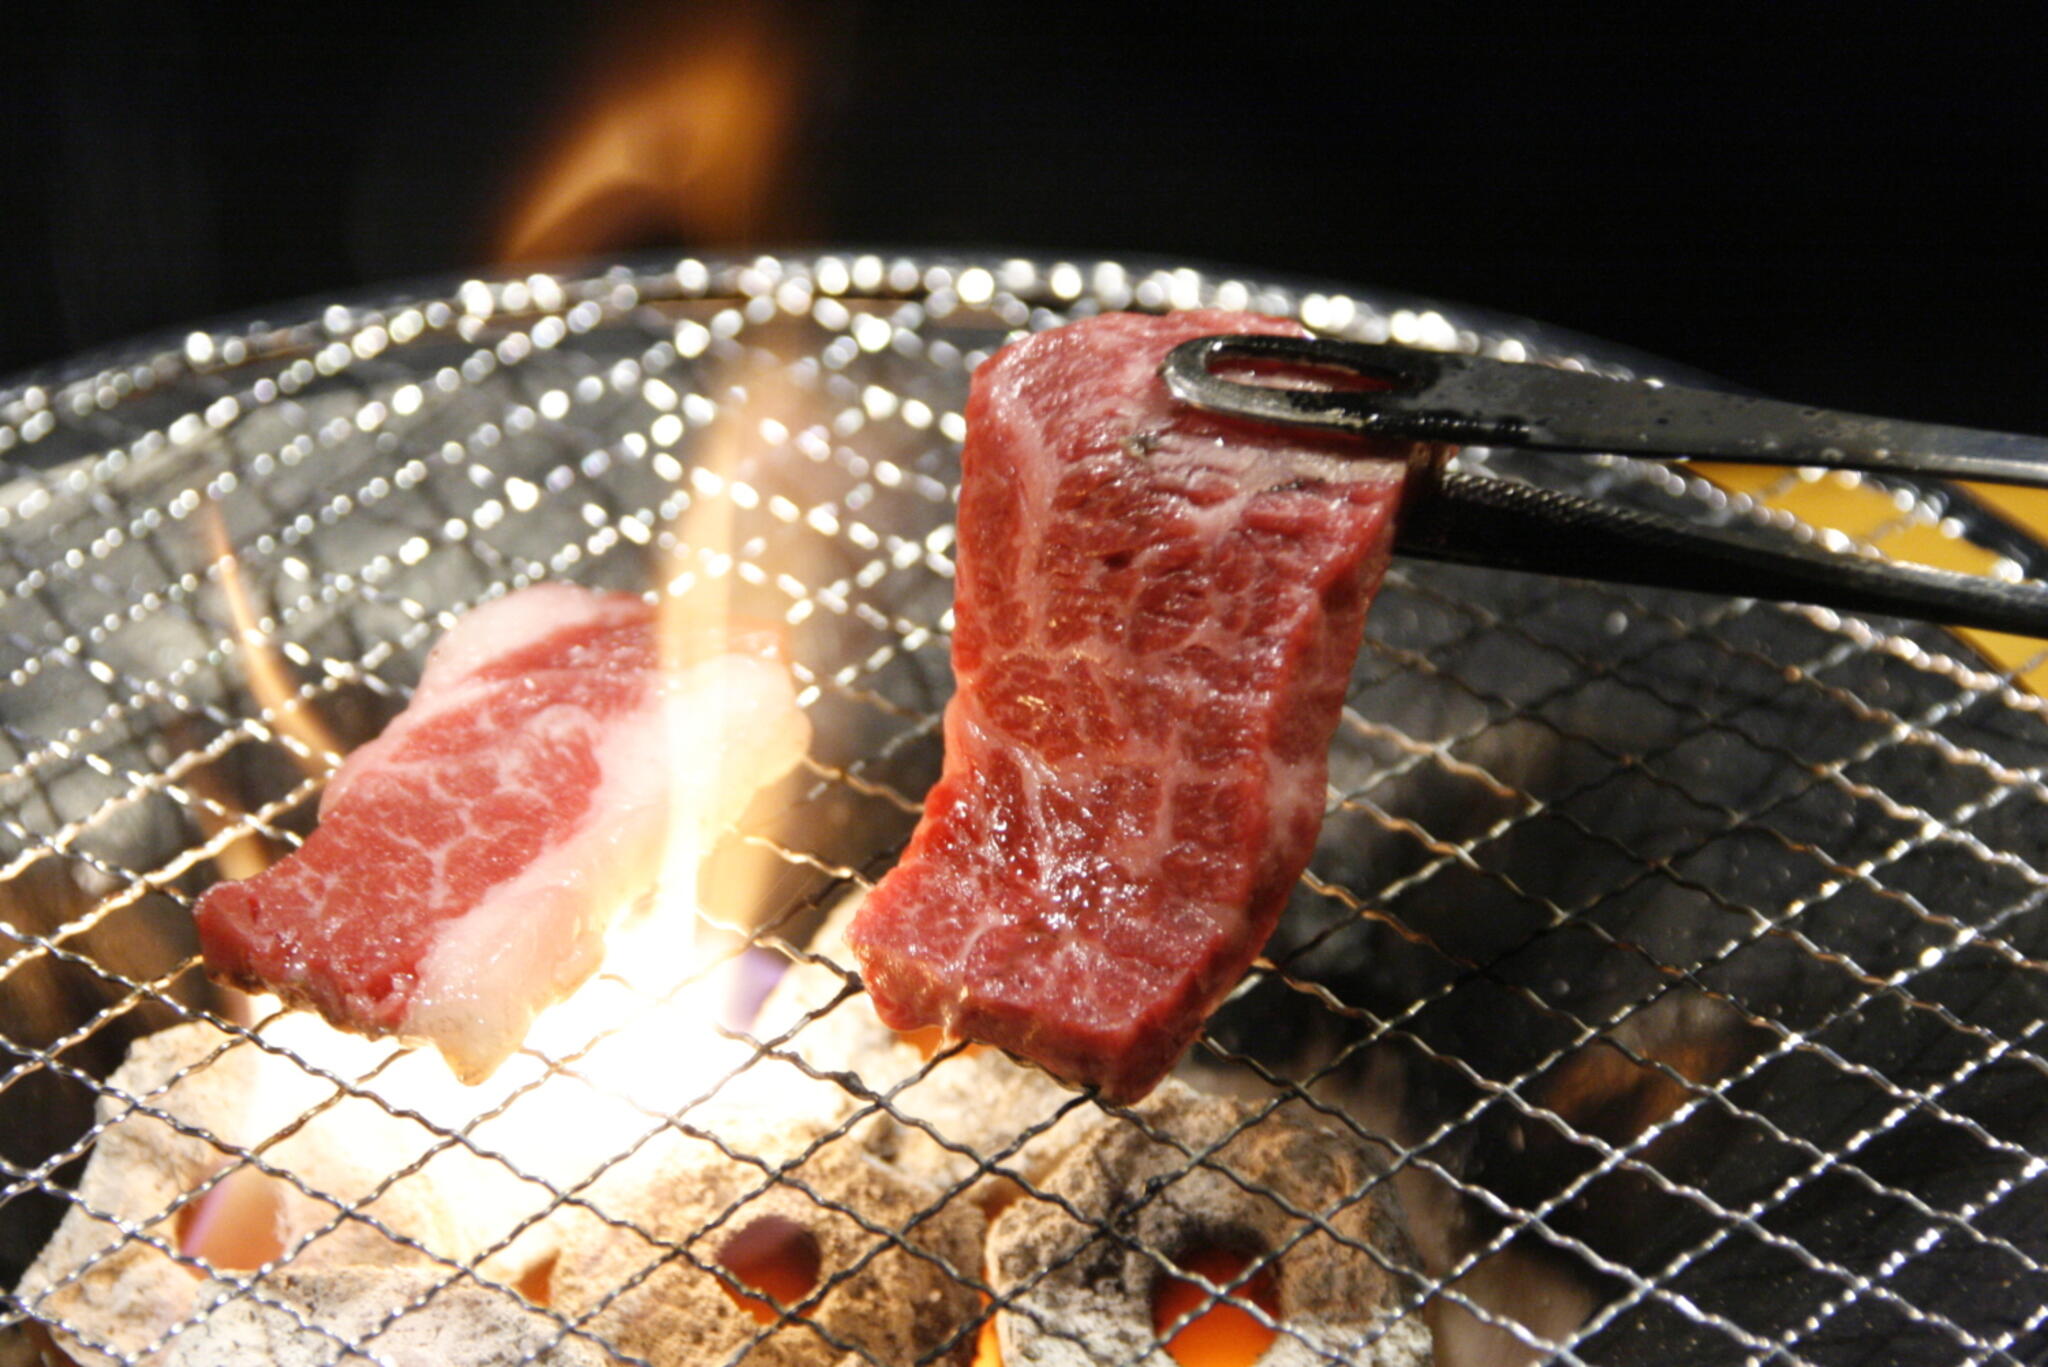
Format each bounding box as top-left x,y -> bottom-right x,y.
1,255 -> 2046,1366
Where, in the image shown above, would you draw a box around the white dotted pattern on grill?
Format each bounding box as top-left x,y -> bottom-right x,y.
3,254 -> 2047,1366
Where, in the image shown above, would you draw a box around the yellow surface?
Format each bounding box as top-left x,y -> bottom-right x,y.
1692,462 -> 2048,693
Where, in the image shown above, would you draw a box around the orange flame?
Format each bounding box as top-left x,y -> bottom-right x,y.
203,504 -> 344,773
494,2 -> 809,264
165,718 -> 277,885
652,344 -> 824,931
188,506 -> 341,890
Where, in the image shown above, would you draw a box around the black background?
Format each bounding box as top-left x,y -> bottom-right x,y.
2,3 -> 2042,431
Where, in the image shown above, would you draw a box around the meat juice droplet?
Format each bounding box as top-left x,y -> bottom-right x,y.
900,1022 -> 985,1060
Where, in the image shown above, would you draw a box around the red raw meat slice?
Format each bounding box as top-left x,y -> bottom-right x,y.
846,310 -> 1417,1102
196,583 -> 808,1081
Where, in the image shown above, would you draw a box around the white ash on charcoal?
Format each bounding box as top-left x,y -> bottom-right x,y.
15,1019 -> 568,1366
753,891 -> 1110,1201
14,939 -> 980,1367
161,1266 -> 610,1367
989,1083 -> 1433,1367
545,1112 -> 986,1367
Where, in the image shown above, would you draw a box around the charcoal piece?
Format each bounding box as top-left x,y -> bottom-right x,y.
547,1115 -> 985,1367
162,1267 -> 609,1367
16,1020 -> 559,1367
756,891 -> 1104,1201
990,1083 -> 1431,1366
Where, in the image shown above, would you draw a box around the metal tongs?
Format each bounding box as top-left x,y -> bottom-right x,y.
1162,334 -> 2048,637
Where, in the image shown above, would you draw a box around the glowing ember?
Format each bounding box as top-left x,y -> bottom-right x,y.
175,1163 -> 287,1274
1151,1246 -> 1280,1367
715,1214 -> 823,1324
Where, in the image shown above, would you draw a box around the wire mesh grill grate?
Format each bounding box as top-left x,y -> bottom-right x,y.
4,254 -> 2047,1366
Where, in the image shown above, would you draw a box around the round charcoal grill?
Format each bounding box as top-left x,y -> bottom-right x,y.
3,254 -> 2046,1366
